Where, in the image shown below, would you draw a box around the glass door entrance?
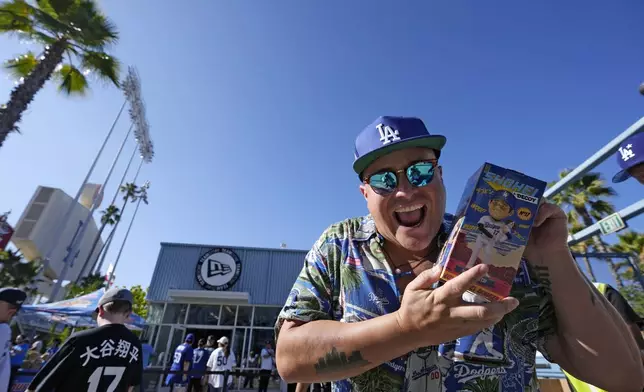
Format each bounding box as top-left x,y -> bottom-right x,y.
164,326 -> 186,367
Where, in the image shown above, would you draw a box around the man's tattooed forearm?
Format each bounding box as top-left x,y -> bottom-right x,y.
534,265 -> 552,295
535,263 -> 597,306
314,347 -> 371,375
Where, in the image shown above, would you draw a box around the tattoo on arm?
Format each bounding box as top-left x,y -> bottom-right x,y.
314,347 -> 371,375
534,263 -> 597,307
533,265 -> 558,338
533,265 -> 552,295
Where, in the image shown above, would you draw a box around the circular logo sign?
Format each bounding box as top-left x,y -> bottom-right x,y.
196,248 -> 242,291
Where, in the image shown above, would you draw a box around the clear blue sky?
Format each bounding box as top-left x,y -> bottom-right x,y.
1,0 -> 643,290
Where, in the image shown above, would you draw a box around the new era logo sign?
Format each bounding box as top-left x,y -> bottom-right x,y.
207,260 -> 232,277
376,123 -> 401,145
618,144 -> 635,162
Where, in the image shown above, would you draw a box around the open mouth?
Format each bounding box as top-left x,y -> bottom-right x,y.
394,204 -> 427,228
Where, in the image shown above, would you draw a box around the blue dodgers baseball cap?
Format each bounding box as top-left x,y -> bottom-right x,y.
185,333 -> 195,343
613,132 -> 644,183
353,116 -> 447,176
490,190 -> 516,211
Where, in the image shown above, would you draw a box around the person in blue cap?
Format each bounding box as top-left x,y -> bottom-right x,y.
466,190 -> 516,269
166,333 -> 195,387
275,116 -> 643,391
0,288 -> 26,391
613,131 -> 644,184
560,131 -> 644,391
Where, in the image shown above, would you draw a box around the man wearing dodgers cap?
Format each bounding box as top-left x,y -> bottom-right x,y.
276,116 -> 642,391
561,131 -> 644,391
613,131 -> 644,184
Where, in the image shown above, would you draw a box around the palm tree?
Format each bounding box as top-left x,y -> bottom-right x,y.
549,170 -> 622,287
611,231 -> 644,264
90,182 -> 141,274
611,231 -> 644,285
75,203 -> 120,282
0,249 -> 41,293
0,0 -> 120,147
64,272 -> 105,299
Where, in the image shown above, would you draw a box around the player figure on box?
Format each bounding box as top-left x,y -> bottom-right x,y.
466,190 -> 516,269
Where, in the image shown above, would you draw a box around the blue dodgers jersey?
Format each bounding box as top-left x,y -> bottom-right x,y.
166,343 -> 194,384
191,347 -> 208,378
10,343 -> 29,366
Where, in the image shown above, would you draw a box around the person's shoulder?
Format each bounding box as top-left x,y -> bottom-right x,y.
122,327 -> 142,344
0,323 -> 10,339
67,327 -> 95,343
316,215 -> 376,246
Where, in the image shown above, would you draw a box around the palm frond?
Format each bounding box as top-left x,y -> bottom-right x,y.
27,2 -> 72,36
588,200 -> 615,218
36,0 -> 76,17
4,51 -> 37,79
63,0 -> 117,48
54,63 -> 88,95
0,0 -> 33,33
81,50 -> 119,86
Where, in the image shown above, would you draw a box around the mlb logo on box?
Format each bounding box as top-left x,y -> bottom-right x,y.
437,163 -> 547,302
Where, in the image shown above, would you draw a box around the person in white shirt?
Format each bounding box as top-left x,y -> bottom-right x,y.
258,341 -> 274,392
206,336 -> 236,392
0,288 -> 26,392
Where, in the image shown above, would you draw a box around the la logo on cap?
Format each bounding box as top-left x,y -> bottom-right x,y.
619,144 -> 636,162
376,123 -> 401,145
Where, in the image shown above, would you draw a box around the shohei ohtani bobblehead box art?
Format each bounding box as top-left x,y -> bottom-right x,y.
437,163 -> 547,302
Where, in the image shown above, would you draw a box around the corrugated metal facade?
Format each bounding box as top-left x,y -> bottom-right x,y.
147,242 -> 307,305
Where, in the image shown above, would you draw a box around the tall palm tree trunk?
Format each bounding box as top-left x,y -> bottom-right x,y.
0,39 -> 67,147
581,255 -> 597,282
92,196 -> 130,274
576,207 -> 623,288
92,226 -> 115,274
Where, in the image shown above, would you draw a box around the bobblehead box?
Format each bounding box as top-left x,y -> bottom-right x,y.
437,163 -> 547,302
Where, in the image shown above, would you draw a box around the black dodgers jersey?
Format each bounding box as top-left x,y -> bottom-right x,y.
29,323 -> 143,391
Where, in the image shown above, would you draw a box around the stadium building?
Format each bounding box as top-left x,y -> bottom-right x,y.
145,242 -> 306,367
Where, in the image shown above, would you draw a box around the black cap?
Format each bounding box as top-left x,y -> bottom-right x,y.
0,288 -> 27,309
96,288 -> 133,311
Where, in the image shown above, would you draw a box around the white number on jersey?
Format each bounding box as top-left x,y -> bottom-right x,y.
87,366 -> 125,392
194,350 -> 204,364
173,352 -> 181,363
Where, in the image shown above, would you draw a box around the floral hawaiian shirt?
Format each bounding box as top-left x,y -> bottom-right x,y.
276,215 -> 558,392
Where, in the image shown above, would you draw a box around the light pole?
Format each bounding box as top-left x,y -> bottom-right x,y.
48,124 -> 134,301
92,157 -> 144,275
93,66 -> 154,276
106,181 -> 150,287
30,100 -> 126,298
76,144 -> 139,282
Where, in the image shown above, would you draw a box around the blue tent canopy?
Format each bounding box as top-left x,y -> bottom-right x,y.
21,288 -> 146,328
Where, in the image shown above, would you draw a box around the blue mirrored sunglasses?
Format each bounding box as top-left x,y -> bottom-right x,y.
364,159 -> 438,195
